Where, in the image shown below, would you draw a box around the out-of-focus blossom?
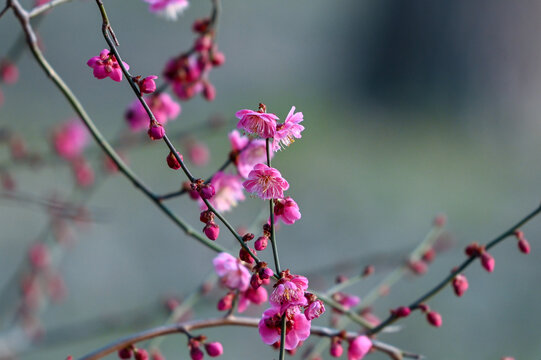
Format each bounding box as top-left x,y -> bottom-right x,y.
143,0 -> 189,20
52,119 -> 89,160
125,93 -> 180,131
212,253 -> 250,291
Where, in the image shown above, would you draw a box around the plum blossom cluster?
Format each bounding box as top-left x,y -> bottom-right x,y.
258,270 -> 326,350
235,104 -> 304,151
235,104 -> 303,224
212,253 -> 268,313
163,17 -> 225,101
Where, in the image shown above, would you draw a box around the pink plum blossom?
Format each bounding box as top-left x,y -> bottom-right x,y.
143,0 -> 189,20
236,108 -> 278,139
52,119 -> 89,160
187,140 -> 210,167
139,75 -> 158,94
270,271 -> 309,314
304,299 -> 325,320
229,130 -> 249,152
237,285 -> 268,313
200,172 -> 245,212
333,292 -> 361,310
125,93 -> 180,131
258,306 -> 311,350
236,139 -> 271,179
274,197 -> 301,225
86,49 -> 129,82
212,253 -> 250,292
272,106 -> 304,151
348,336 -> 372,360
242,163 -> 289,200
0,61 -> 19,85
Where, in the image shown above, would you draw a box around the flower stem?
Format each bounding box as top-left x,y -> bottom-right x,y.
266,138 -> 281,274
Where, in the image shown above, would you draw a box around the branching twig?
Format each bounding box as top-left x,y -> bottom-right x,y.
367,203 -> 541,336
9,0 -> 228,255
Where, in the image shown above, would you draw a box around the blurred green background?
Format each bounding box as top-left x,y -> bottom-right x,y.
1,0 -> 541,359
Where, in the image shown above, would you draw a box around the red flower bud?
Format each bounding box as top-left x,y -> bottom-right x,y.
205,342 -> 223,357
452,274 -> 469,297
426,311 -> 442,327
148,122 -> 165,140
203,222 -> 219,240
480,252 -> 495,272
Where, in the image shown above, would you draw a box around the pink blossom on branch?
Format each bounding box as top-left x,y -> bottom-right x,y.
229,130 -> 249,152
242,163 -> 289,200
86,49 -> 129,82
125,93 -> 180,132
236,106 -> 278,139
270,270 -> 309,314
237,139 -> 270,179
237,285 -> 268,313
273,106 -> 305,151
212,253 -> 250,292
200,172 -> 245,213
348,336 -> 372,360
274,197 -> 301,225
258,305 -> 311,350
143,0 -> 189,20
52,119 -> 89,160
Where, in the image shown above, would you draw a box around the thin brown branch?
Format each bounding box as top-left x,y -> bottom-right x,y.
28,0 -> 73,18
78,316 -> 420,360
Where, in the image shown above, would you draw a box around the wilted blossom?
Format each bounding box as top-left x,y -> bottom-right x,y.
274,197 -> 301,225
125,93 -> 180,131
270,270 -> 309,314
200,172 -> 245,212
272,106 -> 304,151
212,253 -> 250,291
236,107 -> 278,139
243,163 -> 289,200
52,119 -> 89,160
143,0 -> 189,20
258,306 -> 311,350
86,49 -> 129,82
348,336 -> 372,360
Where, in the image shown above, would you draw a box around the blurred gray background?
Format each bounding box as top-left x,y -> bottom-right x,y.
1,0 -> 541,359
